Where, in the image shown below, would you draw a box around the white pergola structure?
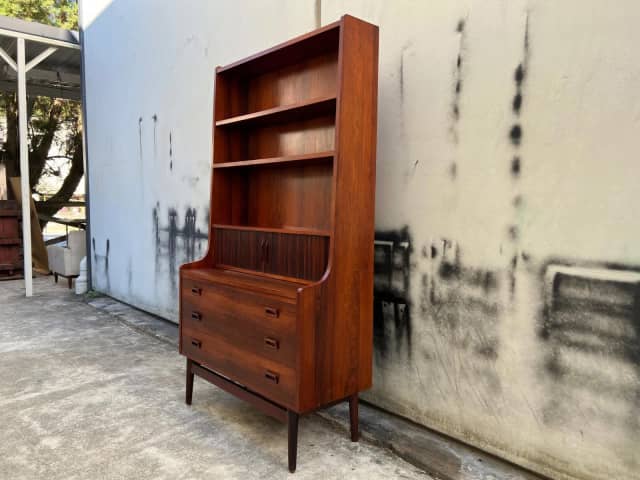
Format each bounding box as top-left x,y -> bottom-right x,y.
0,16 -> 81,296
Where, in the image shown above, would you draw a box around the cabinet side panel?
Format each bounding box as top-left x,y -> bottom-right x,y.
315,17 -> 378,404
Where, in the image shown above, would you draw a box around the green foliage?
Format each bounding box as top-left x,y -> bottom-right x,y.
0,0 -> 78,30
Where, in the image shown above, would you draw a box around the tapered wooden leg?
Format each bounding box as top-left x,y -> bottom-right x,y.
349,394 -> 359,442
185,359 -> 194,405
67,277 -> 72,289
288,411 -> 299,473
54,273 -> 58,283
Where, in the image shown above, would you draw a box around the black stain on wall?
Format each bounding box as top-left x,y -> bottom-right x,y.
374,227 -> 413,358
167,208 -> 178,289
511,156 -> 521,177
451,18 -> 466,128
449,162 -> 458,180
92,237 -> 111,291
538,261 -> 640,431
509,125 -> 522,146
420,238 -> 502,370
138,117 -> 143,161
505,15 -> 531,298
169,132 -> 173,171
153,205 -> 207,293
512,92 -> 523,114
152,114 -> 158,159
449,17 -> 467,176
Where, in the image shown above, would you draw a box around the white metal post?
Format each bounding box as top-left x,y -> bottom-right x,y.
17,38 -> 33,297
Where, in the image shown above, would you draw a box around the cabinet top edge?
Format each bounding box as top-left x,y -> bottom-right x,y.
215,14 -> 377,75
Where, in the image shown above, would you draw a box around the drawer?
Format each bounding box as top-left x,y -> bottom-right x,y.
181,278 -> 296,366
182,330 -> 296,408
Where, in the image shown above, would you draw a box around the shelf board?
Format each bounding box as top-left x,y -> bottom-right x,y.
213,224 -> 331,237
0,238 -> 21,245
213,151 -> 334,169
216,264 -> 313,287
216,19 -> 341,76
215,96 -> 336,128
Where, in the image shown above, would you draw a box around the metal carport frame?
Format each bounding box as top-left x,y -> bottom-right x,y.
0,16 -> 81,296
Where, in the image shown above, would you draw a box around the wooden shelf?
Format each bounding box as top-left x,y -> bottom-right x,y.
213,151 -> 334,169
216,264 -> 314,287
215,96 -> 336,128
213,224 -> 331,237
0,210 -> 20,217
0,238 -> 21,246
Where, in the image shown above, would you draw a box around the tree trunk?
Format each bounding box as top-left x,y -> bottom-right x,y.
30,100 -> 63,189
37,131 -> 84,227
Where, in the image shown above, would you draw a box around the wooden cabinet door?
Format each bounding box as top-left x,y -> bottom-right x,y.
263,233 -> 328,281
214,228 -> 267,272
214,228 -> 329,281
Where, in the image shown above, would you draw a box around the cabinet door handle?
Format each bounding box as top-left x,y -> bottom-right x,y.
259,239 -> 268,268
191,287 -> 202,296
191,311 -> 202,321
264,337 -> 279,350
191,339 -> 202,349
265,306 -> 279,318
264,370 -> 279,384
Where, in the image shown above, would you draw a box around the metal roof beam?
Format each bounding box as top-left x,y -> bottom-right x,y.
0,27 -> 80,50
25,46 -> 57,72
0,45 -> 16,70
0,15 -> 79,50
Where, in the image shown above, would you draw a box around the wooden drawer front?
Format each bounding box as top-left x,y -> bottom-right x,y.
181,281 -> 296,366
183,330 -> 296,407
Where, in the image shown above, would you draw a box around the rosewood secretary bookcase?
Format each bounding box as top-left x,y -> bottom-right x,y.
179,15 -> 378,472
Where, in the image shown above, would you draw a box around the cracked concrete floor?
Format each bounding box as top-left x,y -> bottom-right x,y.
0,278 -> 430,480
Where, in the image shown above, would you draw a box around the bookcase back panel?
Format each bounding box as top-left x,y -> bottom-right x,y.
215,115 -> 334,163
211,169 -> 249,225
211,162 -> 333,232
246,162 -> 333,231
245,52 -> 338,114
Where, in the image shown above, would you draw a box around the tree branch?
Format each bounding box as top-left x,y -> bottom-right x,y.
37,129 -> 84,227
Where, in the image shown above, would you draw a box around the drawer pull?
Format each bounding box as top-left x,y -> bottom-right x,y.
264,370 -> 279,384
190,339 -> 202,349
191,287 -> 202,296
264,337 -> 279,350
191,311 -> 202,321
265,306 -> 279,318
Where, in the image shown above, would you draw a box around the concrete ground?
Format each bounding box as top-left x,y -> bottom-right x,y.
0,277 -> 430,480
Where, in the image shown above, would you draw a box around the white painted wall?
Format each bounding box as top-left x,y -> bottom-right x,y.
83,1 -> 640,479
81,0 -> 318,318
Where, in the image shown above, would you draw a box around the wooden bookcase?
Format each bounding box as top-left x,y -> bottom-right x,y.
179,15 -> 378,472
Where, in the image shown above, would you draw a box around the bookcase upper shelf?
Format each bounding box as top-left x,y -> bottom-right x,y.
213,224 -> 331,237
213,151 -> 334,169
215,96 -> 336,127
